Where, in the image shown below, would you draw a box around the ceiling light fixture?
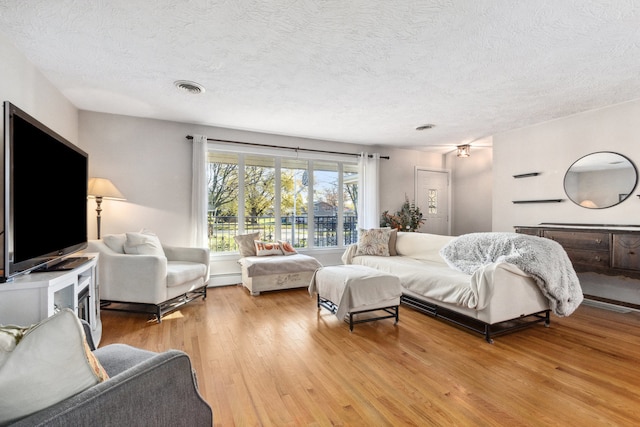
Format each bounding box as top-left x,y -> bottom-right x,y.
457,144 -> 471,158
415,124 -> 435,131
174,80 -> 206,94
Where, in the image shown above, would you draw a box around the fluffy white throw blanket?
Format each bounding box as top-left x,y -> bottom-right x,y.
439,232 -> 583,316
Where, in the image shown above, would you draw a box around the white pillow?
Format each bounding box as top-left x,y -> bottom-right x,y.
102,233 -> 127,253
123,231 -> 165,256
0,325 -> 29,368
254,240 -> 284,256
0,309 -> 108,424
278,240 -> 298,256
234,232 -> 260,257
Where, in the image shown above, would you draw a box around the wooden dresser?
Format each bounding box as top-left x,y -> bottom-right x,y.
515,224 -> 640,309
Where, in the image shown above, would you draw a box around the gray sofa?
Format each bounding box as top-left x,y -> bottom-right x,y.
8,326 -> 213,426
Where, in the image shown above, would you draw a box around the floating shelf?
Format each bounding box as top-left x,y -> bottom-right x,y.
512,199 -> 564,204
513,172 -> 541,178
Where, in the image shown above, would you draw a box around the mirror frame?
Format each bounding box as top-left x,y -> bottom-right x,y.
564,151 -> 638,209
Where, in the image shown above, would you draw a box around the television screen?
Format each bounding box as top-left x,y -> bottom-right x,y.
3,102 -> 88,280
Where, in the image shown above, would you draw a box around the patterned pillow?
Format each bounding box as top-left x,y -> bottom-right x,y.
278,240 -> 298,256
234,232 -> 260,257
355,228 -> 392,256
254,241 -> 284,256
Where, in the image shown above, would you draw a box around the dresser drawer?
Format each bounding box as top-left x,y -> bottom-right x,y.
563,248 -> 610,270
612,234 -> 640,271
514,227 -> 541,236
543,230 -> 609,251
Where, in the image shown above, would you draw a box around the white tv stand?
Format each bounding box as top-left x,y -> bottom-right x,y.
0,254 -> 101,345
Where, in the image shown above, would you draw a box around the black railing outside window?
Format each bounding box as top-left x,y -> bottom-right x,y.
208,213 -> 358,253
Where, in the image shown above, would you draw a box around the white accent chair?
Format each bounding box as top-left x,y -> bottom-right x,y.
87,232 -> 210,323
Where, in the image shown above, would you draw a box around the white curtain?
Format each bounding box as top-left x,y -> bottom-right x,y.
357,152 -> 380,230
190,135 -> 208,247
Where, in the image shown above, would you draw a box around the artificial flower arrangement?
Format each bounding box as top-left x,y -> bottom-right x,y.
380,196 -> 425,232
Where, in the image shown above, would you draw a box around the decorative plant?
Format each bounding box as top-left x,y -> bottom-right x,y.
380,195 -> 424,232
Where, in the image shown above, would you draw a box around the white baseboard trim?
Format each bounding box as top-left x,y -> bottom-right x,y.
207,273 -> 241,287
581,298 -> 636,313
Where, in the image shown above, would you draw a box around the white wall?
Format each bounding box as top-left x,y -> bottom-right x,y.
79,111 -> 442,282
493,99 -> 640,231
380,147 -> 444,216
446,144 -> 493,236
0,33 -> 79,272
0,34 -> 78,143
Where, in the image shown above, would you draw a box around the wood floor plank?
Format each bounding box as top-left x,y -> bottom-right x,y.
99,285 -> 640,426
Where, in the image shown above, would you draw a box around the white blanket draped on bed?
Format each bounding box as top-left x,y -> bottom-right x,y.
439,232 -> 583,316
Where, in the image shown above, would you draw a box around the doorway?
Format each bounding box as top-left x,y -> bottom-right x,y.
415,168 -> 451,235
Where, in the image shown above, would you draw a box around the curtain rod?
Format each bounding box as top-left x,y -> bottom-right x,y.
185,135 -> 389,159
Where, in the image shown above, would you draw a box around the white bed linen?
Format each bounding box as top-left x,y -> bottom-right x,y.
349,255 -> 531,311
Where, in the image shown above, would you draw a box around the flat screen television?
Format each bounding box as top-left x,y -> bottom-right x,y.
2,101 -> 88,282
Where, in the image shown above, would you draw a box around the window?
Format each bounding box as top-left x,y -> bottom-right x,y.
206,149 -> 358,253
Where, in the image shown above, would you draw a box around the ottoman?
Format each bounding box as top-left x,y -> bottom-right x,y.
309,265 -> 402,331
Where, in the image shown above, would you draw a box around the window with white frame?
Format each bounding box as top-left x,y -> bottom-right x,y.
206,148 -> 358,253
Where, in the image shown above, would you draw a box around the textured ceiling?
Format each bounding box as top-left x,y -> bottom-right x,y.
1,0 -> 639,150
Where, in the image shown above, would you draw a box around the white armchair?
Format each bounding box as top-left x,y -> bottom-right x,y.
87,232 -> 210,323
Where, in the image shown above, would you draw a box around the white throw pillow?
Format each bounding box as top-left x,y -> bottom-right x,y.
0,325 -> 29,368
255,240 -> 284,256
0,309 -> 108,424
123,231 -> 165,256
278,240 -> 298,256
102,233 -> 127,253
234,232 -> 260,257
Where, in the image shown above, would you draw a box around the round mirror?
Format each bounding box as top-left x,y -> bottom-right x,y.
564,152 -> 638,209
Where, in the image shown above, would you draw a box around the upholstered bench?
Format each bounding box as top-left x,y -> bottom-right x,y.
238,253 -> 322,296
309,265 -> 402,331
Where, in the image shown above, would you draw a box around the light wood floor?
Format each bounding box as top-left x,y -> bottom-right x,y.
99,285 -> 640,426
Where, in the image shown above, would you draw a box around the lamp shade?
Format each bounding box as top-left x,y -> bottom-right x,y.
88,177 -> 126,200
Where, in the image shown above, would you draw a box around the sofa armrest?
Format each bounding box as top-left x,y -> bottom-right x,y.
341,244 -> 358,264
96,251 -> 168,304
163,245 -> 209,264
11,346 -> 213,427
163,245 -> 210,278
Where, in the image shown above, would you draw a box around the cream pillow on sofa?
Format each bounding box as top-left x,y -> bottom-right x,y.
124,231 -> 165,256
103,233 -> 127,253
234,232 -> 260,257
0,309 -> 108,424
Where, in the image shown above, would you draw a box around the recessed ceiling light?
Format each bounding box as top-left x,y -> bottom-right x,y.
415,124 -> 435,131
174,80 -> 206,94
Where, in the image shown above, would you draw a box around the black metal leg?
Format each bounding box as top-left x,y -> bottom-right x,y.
544,310 -> 550,327
484,325 -> 494,344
